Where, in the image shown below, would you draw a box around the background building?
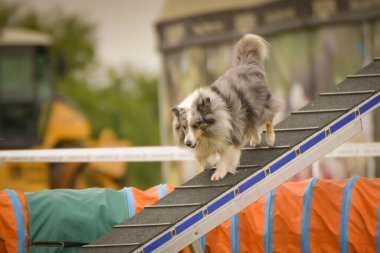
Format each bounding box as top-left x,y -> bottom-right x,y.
156,0 -> 380,184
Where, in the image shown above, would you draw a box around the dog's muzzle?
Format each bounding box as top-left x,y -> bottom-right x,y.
185,140 -> 198,148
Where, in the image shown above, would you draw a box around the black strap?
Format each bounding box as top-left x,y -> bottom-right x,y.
31,241 -> 89,248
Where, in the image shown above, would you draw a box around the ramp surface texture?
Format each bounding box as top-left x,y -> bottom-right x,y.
81,59 -> 380,253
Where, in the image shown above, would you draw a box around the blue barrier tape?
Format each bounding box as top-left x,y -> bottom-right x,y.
264,189 -> 276,253
5,189 -> 26,253
301,178 -> 318,253
157,184 -> 168,199
377,202 -> 380,253
340,176 -> 360,253
122,187 -> 135,217
230,214 -> 240,253
199,235 -> 206,252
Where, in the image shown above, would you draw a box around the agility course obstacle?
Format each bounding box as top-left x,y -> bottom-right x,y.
77,59 -> 380,253
0,59 -> 379,253
1,178 -> 380,253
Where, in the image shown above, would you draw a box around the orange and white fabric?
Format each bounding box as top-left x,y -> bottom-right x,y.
1,178 -> 380,253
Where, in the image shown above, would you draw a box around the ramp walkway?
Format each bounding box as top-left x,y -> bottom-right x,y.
78,58 -> 379,253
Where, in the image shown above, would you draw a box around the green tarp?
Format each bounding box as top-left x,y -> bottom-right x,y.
25,188 -> 128,253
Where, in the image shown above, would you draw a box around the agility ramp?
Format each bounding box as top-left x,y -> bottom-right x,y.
77,59 -> 380,253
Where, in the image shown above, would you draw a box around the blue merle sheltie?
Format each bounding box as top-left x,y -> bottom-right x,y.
172,34 -> 282,181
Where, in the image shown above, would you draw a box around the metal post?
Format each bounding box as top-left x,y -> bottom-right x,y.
190,240 -> 205,253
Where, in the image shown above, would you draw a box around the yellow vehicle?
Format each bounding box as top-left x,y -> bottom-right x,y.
0,27 -> 127,191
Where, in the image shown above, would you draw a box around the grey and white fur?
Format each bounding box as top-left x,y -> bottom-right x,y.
172,34 -> 282,181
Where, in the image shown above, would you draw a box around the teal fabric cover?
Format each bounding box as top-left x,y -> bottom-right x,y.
25,188 -> 128,253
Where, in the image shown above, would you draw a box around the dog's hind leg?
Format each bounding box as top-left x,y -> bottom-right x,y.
249,129 -> 261,147
211,145 -> 241,181
266,120 -> 275,146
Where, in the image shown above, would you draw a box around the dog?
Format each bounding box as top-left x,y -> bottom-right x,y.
172,34 -> 282,181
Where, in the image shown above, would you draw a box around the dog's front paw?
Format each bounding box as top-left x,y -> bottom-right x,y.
249,135 -> 261,147
211,170 -> 227,181
266,133 -> 275,147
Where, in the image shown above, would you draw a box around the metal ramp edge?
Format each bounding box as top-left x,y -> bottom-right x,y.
80,58 -> 380,253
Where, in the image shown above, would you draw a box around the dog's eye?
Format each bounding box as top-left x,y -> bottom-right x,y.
203,117 -> 215,125
192,123 -> 200,129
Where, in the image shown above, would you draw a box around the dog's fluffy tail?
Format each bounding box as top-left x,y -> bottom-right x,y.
233,34 -> 269,66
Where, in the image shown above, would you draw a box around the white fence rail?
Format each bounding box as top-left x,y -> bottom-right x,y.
326,142 -> 380,158
0,143 -> 380,163
0,146 -> 194,163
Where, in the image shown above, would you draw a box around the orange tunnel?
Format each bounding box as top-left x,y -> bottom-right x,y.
1,177 -> 380,253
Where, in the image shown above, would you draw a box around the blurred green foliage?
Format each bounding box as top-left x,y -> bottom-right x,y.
0,0 -> 161,189
57,71 -> 162,188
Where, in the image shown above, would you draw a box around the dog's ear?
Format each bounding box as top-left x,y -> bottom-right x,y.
171,107 -> 180,117
197,97 -> 211,113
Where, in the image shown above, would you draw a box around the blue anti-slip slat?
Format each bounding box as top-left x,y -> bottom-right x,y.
269,151 -> 297,173
300,132 -> 326,154
144,231 -> 172,253
330,112 -> 356,134
359,94 -> 380,115
175,211 -> 203,235
207,191 -> 235,214
238,170 -> 266,194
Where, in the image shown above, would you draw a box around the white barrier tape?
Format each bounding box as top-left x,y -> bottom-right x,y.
0,146 -> 195,163
0,143 -> 379,163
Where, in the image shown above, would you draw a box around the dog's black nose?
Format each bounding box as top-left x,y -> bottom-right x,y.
185,141 -> 192,147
